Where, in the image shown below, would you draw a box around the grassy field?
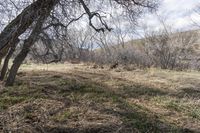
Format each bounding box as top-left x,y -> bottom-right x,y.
0,63 -> 200,132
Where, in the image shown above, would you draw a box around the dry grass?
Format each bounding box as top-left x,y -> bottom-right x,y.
0,63 -> 200,132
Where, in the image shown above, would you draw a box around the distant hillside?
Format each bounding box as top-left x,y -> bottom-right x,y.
95,29 -> 200,57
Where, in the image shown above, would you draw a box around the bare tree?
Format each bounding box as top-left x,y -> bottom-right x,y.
0,0 -> 158,86
143,26 -> 198,70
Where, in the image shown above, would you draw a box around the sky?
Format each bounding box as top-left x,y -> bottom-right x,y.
140,0 -> 200,31
0,0 -> 200,40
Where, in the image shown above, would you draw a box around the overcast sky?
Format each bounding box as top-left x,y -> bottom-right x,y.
139,0 -> 200,31
0,0 -> 200,40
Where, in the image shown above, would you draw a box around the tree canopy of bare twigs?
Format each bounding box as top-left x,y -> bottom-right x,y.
0,0 -> 158,86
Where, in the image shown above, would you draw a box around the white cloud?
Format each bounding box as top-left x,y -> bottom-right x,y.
140,0 -> 200,31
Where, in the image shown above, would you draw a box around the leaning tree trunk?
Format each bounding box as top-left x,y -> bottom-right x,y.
6,21 -> 45,86
0,38 -> 20,81
5,1 -> 58,86
5,24 -> 44,86
5,48 -> 30,86
0,0 -> 59,62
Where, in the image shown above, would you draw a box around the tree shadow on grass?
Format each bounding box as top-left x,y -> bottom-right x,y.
0,70 -> 199,133
42,124 -> 122,133
177,87 -> 200,99
118,84 -> 167,99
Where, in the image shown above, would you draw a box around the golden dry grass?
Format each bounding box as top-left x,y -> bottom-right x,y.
0,63 -> 200,132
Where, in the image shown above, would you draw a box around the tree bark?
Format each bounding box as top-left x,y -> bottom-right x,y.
5,48 -> 29,86
0,38 -> 20,81
5,0 -> 58,86
0,0 -> 59,61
